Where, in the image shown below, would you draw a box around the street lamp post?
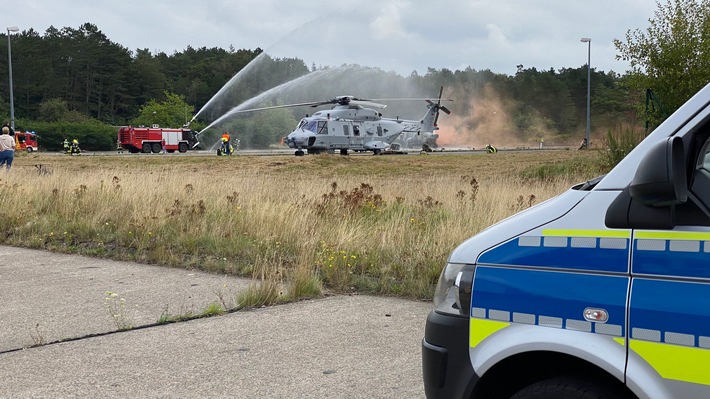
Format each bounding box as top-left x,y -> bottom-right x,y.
7,26 -> 19,132
580,37 -> 591,149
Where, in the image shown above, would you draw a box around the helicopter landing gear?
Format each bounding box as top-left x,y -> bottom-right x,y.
295,150 -> 305,156
373,149 -> 382,155
340,149 -> 348,156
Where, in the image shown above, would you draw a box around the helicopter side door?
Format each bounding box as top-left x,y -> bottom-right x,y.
324,120 -> 350,150
349,122 -> 364,149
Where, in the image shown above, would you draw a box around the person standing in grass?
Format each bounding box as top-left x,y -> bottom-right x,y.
0,126 -> 16,171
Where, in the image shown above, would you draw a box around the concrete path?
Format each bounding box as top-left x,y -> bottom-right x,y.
0,246 -> 431,398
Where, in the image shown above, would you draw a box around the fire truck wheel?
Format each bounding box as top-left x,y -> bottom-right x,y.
26,147 -> 34,153
142,143 -> 151,153
151,143 -> 162,153
178,142 -> 188,153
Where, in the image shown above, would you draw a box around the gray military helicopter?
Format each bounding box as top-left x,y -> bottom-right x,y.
229,88 -> 451,156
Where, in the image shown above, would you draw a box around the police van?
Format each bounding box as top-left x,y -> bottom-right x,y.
423,83 -> 710,399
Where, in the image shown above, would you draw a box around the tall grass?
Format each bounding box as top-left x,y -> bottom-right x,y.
1,152 -> 599,299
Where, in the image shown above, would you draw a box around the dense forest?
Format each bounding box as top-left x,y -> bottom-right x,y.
0,0 -> 707,150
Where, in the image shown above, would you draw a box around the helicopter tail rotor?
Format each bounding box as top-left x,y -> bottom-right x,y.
426,86 -> 451,126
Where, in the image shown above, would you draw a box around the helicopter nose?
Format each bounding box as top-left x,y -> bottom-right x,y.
287,129 -> 314,148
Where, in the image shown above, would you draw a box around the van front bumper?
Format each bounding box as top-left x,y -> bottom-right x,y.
422,310 -> 478,398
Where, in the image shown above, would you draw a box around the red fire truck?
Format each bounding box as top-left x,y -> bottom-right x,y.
117,125 -> 199,153
15,131 -> 39,152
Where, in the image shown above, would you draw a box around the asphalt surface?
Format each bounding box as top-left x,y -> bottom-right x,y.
0,246 -> 431,398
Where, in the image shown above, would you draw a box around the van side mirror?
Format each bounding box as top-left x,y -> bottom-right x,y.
605,136 -> 687,229
629,136 -> 687,206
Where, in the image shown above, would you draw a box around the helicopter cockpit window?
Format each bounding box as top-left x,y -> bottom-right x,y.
317,121 -> 328,135
303,120 -> 317,132
298,119 -> 307,129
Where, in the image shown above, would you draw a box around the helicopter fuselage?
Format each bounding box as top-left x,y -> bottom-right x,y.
285,105 -> 407,155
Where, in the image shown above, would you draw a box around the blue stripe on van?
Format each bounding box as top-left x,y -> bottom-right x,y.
630,279 -> 710,343
633,240 -> 710,279
471,266 -> 628,330
478,236 -> 629,273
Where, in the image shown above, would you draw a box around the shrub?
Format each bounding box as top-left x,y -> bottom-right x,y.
599,127 -> 643,170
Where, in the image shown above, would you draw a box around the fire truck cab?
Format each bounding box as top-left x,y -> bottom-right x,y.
118,125 -> 198,154
15,131 -> 39,152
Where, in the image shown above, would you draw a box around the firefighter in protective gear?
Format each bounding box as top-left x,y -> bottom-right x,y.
485,144 -> 498,154
220,132 -> 231,156
63,138 -> 70,153
70,139 -> 81,155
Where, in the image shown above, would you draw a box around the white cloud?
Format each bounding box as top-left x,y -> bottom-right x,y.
369,1 -> 412,40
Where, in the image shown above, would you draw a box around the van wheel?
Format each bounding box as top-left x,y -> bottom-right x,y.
510,377 -> 626,399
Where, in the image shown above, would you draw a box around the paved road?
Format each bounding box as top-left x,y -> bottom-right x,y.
0,246 -> 431,398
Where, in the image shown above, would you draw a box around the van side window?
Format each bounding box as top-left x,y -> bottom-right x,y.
684,128 -> 710,224
700,143 -> 710,173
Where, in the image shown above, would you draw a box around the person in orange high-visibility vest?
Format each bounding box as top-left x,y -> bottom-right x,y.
221,132 -> 231,155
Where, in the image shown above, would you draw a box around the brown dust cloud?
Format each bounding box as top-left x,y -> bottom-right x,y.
435,83 -> 525,149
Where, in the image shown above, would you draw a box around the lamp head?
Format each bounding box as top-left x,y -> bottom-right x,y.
7,26 -> 19,33
580,37 -> 591,43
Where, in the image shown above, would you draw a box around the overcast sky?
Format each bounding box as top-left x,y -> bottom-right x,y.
7,0 -> 658,76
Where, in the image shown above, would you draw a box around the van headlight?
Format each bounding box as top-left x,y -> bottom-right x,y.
433,263 -> 474,316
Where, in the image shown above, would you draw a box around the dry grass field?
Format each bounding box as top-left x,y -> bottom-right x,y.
1,149 -> 604,303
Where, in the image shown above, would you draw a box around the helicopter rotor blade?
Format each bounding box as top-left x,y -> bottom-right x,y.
350,100 -> 388,109
374,97 -> 454,103
220,93 -> 452,116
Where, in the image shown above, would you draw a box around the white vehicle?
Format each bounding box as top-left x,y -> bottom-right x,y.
424,83 -> 710,399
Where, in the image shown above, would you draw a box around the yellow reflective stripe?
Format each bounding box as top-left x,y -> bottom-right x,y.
635,231 -> 710,240
613,337 -> 626,346
542,229 -> 630,238
470,318 -> 509,348
630,339 -> 710,385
